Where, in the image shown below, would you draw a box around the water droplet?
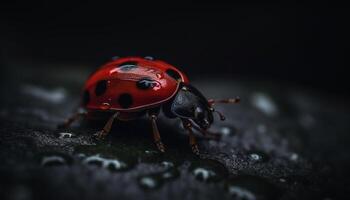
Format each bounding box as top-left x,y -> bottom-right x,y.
100,103 -> 111,110
226,175 -> 282,200
139,176 -> 158,189
141,149 -> 164,163
161,161 -> 174,169
58,132 -> 75,139
251,92 -> 278,116
83,154 -> 127,171
144,56 -> 154,60
77,153 -> 86,159
249,153 -> 262,161
21,85 -> 66,104
247,151 -> 269,163
41,155 -> 66,167
74,145 -> 138,170
290,153 -> 299,162
145,150 -> 158,154
138,169 -> 180,190
228,186 -> 256,200
193,168 -> 216,181
221,127 -> 232,136
156,73 -> 163,79
279,178 -> 287,183
189,159 -> 228,182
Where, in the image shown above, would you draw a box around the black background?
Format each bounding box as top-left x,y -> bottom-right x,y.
0,2 -> 348,95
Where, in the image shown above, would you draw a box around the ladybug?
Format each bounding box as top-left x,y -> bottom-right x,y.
61,56 -> 240,155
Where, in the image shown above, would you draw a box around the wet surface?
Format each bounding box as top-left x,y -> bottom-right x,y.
0,64 -> 350,200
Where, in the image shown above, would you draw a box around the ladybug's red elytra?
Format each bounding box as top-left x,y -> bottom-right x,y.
61,56 -> 240,155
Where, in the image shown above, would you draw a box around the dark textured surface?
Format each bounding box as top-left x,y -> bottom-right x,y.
0,64 -> 349,200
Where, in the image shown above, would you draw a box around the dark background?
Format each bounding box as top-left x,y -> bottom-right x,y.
1,2 -> 350,199
0,2 -> 348,95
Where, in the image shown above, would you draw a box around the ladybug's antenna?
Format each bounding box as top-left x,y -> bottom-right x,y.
208,97 -> 241,106
210,108 -> 226,121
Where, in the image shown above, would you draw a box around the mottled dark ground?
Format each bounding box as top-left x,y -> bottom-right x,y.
0,63 -> 349,200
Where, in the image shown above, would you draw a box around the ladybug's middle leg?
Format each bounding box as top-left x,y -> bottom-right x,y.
148,114 -> 166,153
94,112 -> 119,139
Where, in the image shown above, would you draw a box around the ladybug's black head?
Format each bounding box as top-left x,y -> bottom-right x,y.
170,84 -> 214,130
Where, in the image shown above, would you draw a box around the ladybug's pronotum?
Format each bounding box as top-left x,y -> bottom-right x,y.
60,56 -> 240,155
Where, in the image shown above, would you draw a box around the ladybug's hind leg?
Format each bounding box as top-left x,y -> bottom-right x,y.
58,109 -> 87,129
94,112 -> 119,140
181,119 -> 200,155
148,113 -> 166,153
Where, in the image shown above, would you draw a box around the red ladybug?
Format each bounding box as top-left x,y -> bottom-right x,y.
61,56 -> 240,154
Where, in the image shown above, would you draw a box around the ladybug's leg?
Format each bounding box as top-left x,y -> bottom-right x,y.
94,112 -> 119,139
58,109 -> 87,129
208,97 -> 240,106
148,114 -> 166,153
181,119 -> 200,155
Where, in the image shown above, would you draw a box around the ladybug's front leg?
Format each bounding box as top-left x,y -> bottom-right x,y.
58,109 -> 87,129
181,119 -> 200,155
148,114 -> 166,153
94,112 -> 119,139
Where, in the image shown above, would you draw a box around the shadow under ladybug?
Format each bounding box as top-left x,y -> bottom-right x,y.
59,56 -> 240,155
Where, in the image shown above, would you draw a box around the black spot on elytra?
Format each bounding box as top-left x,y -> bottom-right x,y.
118,93 -> 133,108
95,80 -> 107,96
83,90 -> 90,105
136,78 -> 158,90
166,69 -> 181,81
118,61 -> 138,71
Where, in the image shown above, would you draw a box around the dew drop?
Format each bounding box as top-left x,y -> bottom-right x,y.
145,150 -> 158,154
77,153 -> 86,159
193,168 -> 216,181
226,175 -> 282,200
156,73 -> 163,79
279,178 -> 287,183
161,161 -> 174,169
247,151 -> 269,163
58,132 -> 75,139
41,155 -> 66,167
21,85 -> 67,104
249,153 -> 262,161
100,103 -> 111,110
221,127 -> 232,136
228,186 -> 256,200
83,154 -> 127,171
139,177 -> 158,189
144,56 -> 154,60
251,92 -> 278,116
290,153 -> 299,162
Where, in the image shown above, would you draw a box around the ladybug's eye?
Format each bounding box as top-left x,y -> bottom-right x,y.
194,107 -> 204,119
